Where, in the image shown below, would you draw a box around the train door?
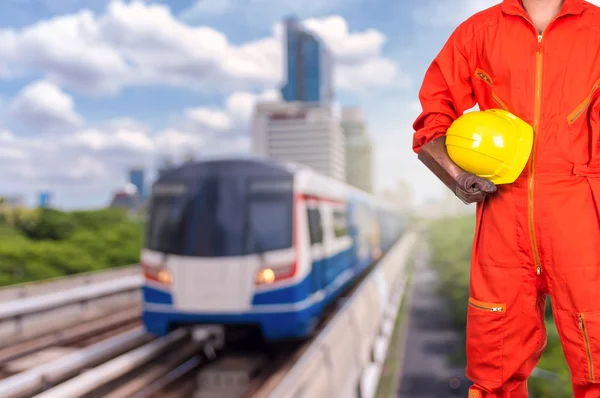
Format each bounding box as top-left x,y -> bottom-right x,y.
307,202 -> 325,294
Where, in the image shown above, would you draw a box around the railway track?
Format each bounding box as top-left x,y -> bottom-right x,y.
0,307 -> 141,378
0,233 -> 415,398
0,289 -> 222,398
6,257 -> 382,397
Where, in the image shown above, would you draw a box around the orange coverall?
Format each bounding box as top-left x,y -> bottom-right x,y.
412,0 -> 600,396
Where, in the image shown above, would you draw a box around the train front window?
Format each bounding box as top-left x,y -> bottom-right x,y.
147,175 -> 293,257
245,197 -> 293,253
188,176 -> 246,257
145,194 -> 189,254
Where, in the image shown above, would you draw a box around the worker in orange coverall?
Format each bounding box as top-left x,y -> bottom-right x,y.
412,0 -> 600,396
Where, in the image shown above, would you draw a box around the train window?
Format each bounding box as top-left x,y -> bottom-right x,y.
307,208 -> 323,244
145,195 -> 190,254
246,197 -> 293,253
190,176 -> 247,257
333,209 -> 348,238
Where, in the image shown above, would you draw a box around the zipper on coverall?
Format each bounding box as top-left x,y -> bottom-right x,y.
528,33 -> 544,277
468,298 -> 506,313
579,314 -> 595,381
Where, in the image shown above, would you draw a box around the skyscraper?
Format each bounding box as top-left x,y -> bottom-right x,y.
280,17 -> 334,103
38,191 -> 52,208
128,168 -> 145,200
342,107 -> 374,193
252,16 -> 343,181
252,101 -> 345,181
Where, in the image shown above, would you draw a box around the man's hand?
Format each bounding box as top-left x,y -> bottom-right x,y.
417,135 -> 497,204
454,172 -> 497,204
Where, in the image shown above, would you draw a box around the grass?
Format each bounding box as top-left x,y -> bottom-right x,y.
374,247 -> 418,398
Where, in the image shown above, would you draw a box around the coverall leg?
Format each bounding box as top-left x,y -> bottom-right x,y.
466,173 -> 600,397
411,1 -> 600,396
464,181 -> 548,398
539,170 -> 600,398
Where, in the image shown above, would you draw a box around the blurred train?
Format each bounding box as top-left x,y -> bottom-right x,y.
140,156 -> 407,342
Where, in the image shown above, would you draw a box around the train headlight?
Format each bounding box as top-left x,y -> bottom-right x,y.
157,269 -> 173,285
142,262 -> 173,286
255,268 -> 276,285
254,263 -> 296,286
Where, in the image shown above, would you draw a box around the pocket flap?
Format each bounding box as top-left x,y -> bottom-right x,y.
469,297 -> 506,313
568,79 -> 600,125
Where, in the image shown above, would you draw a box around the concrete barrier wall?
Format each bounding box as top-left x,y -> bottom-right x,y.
0,274 -> 143,342
0,264 -> 141,302
268,231 -> 418,398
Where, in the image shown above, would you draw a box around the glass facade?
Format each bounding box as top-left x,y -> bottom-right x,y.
38,191 -> 51,208
129,168 -> 145,199
281,17 -> 333,103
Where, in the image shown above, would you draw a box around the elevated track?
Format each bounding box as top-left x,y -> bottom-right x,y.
0,231 -> 418,398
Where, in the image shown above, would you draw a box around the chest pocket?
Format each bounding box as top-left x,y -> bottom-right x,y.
473,68 -> 510,112
567,78 -> 600,167
567,79 -> 600,126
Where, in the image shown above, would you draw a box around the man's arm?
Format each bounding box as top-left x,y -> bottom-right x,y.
412,28 -> 496,204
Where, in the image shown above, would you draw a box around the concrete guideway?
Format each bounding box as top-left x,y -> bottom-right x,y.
0,272 -> 142,342
0,265 -> 140,302
263,231 -> 419,398
0,231 -> 419,397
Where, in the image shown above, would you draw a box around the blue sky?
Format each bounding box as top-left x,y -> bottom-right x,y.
0,0 -> 504,209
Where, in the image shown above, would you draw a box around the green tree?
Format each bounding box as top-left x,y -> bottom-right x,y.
70,208 -> 130,230
16,208 -> 77,240
0,207 -> 145,287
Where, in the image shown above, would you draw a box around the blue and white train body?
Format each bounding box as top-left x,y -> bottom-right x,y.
141,156 -> 407,342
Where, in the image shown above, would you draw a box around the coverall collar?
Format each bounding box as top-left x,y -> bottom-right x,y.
501,0 -> 584,18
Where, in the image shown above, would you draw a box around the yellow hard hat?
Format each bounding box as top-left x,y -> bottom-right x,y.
445,109 -> 533,185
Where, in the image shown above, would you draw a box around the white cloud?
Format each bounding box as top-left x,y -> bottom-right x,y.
413,0 -> 499,27
154,128 -> 207,153
336,58 -> 403,92
225,89 -> 280,125
0,1 -> 405,95
0,130 -> 27,160
0,1 -> 413,207
301,15 -> 409,90
0,10 -> 129,95
0,87 -> 270,197
184,108 -> 232,131
8,80 -> 84,132
70,127 -> 155,153
180,88 -> 280,138
179,0 -> 348,22
303,16 -> 386,63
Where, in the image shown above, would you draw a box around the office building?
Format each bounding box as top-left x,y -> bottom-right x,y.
341,107 -> 373,193
128,168 -> 145,200
109,183 -> 139,214
252,101 -> 345,180
251,16 -> 342,180
280,16 -> 334,103
38,191 -> 52,208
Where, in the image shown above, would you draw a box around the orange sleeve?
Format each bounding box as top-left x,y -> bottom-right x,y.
412,28 -> 476,153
